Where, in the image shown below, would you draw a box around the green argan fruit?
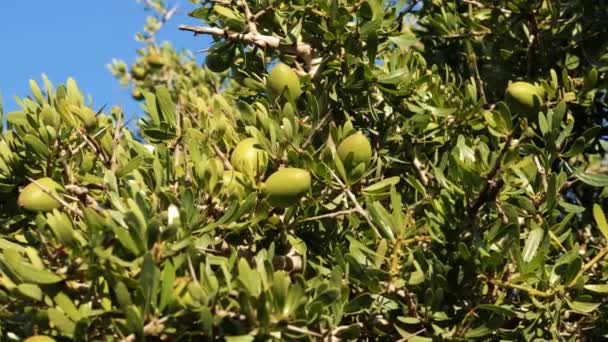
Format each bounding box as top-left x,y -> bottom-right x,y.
584,68 -> 598,90
230,138 -> 268,179
40,106 -> 60,129
132,88 -> 145,100
337,131 -> 372,178
71,106 -> 97,130
266,63 -> 302,101
24,336 -> 56,342
147,54 -> 165,68
131,65 -> 147,80
504,81 -> 544,117
222,170 -> 251,200
18,177 -> 63,212
264,168 -> 311,208
206,51 -> 232,73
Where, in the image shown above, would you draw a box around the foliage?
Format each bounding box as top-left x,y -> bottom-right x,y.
1,0 -> 608,340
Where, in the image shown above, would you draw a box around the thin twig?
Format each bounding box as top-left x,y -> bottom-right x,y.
70,124 -> 111,155
467,43 -> 486,102
412,157 -> 429,186
252,6 -> 273,21
237,0 -> 258,34
286,324 -> 324,338
478,275 -> 551,298
296,209 -> 358,224
329,169 -> 381,238
110,113 -> 123,172
187,254 -> 201,286
571,245 -> 608,286
212,143 -> 233,170
25,177 -> 83,218
74,128 -> 109,164
119,317 -> 169,342
301,112 -> 331,151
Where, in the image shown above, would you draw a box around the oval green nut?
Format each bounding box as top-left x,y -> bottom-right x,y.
504,81 -> 544,117
18,178 -> 63,212
264,168 -> 311,208
266,63 -> 302,101
24,336 -> 56,342
230,138 -> 268,179
206,51 -> 232,73
337,131 -> 372,178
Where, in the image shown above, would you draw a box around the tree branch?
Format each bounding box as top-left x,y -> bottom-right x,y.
296,209 -> 358,224
212,143 -> 233,170
300,111 -> 332,151
179,25 -> 321,77
329,169 -> 382,238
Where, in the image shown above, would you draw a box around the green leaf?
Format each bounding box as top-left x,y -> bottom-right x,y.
3,249 -> 63,284
362,176 -> 400,194
522,228 -> 544,263
367,201 -> 396,242
17,283 -> 43,301
29,79 -> 44,103
54,292 -> 83,322
574,171 -> 608,187
47,308 -> 76,336
24,134 -> 50,158
159,260 -> 175,312
189,7 -> 210,18
584,284 -> 608,293
566,299 -> 600,313
114,281 -> 133,311
344,293 -> 373,314
140,253 -> 160,316
155,86 -> 176,127
592,204 -> 608,241
238,258 -> 261,297
117,156 -> 145,178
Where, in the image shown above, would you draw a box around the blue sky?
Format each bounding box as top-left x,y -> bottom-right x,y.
0,1 -> 208,123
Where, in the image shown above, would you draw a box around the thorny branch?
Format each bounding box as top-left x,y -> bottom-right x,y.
329,169 -> 382,238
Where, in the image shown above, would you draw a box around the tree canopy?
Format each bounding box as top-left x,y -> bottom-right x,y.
1,0 -> 608,340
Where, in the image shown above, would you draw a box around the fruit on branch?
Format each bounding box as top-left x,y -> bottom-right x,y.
70,105 -> 97,130
131,65 -> 147,80
230,138 -> 268,179
222,170 -> 252,200
132,88 -> 144,100
40,106 -> 61,129
263,168 -> 311,208
146,53 -> 165,68
504,81 -> 544,117
266,63 -> 302,101
23,336 -> 56,342
18,178 -> 64,212
337,131 -> 372,178
205,51 -> 232,73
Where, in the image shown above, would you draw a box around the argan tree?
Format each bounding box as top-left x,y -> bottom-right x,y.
1,0 -> 608,340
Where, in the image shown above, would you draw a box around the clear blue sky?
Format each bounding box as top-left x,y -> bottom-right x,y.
0,1 -> 208,123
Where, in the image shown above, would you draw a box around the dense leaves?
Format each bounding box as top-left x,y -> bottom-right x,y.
1,0 -> 608,340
